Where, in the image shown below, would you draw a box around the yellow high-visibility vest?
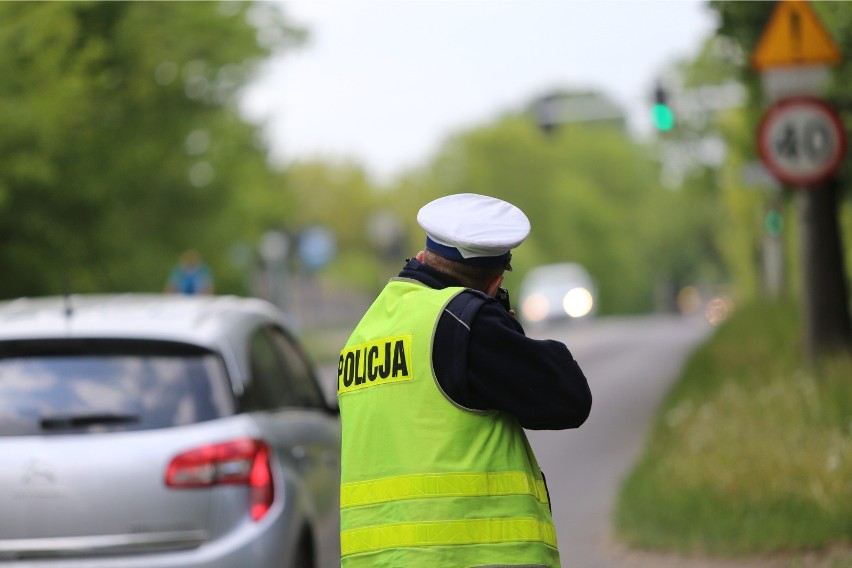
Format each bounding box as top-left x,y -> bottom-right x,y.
337,278 -> 559,568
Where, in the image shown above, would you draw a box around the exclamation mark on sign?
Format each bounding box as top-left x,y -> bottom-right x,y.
790,9 -> 802,62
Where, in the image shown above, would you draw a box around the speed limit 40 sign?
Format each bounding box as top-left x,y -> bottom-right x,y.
757,96 -> 847,187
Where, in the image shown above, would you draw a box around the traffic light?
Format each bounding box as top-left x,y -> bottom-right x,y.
652,82 -> 675,131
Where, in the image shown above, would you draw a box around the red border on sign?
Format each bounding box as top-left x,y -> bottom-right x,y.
757,96 -> 847,188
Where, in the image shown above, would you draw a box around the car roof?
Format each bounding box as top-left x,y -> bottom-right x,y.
521,263 -> 593,287
0,294 -> 288,349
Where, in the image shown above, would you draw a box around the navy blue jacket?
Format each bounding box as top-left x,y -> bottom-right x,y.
398,258 -> 592,430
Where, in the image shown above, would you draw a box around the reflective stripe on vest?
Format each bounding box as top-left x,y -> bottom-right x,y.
340,471 -> 549,509
341,517 -> 558,556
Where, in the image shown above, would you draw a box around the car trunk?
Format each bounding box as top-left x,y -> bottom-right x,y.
0,417 -> 258,559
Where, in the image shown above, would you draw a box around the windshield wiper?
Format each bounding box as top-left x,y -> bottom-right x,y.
39,412 -> 140,430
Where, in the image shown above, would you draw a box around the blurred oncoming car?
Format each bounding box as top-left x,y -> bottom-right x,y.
519,262 -> 597,327
0,294 -> 340,568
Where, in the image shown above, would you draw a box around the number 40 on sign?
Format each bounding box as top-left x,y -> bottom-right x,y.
757,96 -> 847,188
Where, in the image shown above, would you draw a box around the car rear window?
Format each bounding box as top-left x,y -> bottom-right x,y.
0,339 -> 235,436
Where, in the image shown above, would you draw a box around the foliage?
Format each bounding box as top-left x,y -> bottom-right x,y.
11,0 -> 852,325
615,300 -> 852,555
0,1 -> 305,298
382,112 -> 721,315
268,159 -> 398,292
702,0 -> 852,304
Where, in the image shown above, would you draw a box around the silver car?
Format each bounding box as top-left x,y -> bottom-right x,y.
518,262 -> 597,327
0,294 -> 341,567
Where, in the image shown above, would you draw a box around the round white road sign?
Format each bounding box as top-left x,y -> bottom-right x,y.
757,96 -> 846,188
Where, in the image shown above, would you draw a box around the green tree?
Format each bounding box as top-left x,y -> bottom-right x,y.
0,1 -> 305,298
269,159 -> 392,292
386,106 -> 718,315
660,32 -> 770,303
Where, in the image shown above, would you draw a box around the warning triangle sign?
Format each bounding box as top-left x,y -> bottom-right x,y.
752,0 -> 841,70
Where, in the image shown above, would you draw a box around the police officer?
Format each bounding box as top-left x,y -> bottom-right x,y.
337,193 -> 592,568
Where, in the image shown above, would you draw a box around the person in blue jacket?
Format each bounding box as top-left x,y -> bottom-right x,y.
165,250 -> 214,295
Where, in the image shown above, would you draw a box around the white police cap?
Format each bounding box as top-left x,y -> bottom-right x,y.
417,193 -> 530,269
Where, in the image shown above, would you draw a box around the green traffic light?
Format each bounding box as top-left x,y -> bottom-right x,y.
652,103 -> 675,131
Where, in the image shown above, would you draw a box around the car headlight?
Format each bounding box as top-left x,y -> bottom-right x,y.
563,287 -> 593,318
521,293 -> 550,322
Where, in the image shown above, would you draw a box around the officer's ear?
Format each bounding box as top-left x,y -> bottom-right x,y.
485,274 -> 504,298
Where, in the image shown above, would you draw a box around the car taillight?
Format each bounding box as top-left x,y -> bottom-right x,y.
165,438 -> 275,521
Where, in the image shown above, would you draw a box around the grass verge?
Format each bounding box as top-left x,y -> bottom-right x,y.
614,299 -> 852,559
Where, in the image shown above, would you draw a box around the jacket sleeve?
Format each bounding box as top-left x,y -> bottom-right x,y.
435,294 -> 592,430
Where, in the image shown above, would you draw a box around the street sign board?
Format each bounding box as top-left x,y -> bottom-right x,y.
757,96 -> 846,187
298,225 -> 336,271
752,0 -> 840,71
